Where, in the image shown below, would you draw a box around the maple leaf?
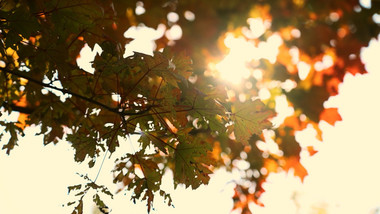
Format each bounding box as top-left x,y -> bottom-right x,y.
1,122 -> 23,155
163,48 -> 193,83
283,156 -> 308,181
138,51 -> 180,88
93,194 -> 107,211
100,126 -> 121,153
44,122 -> 64,145
67,184 -> 82,194
112,151 -> 166,213
71,199 -> 83,214
173,136 -> 214,189
13,95 -> 29,129
320,107 -> 342,126
307,146 -> 318,156
130,152 -> 163,191
277,126 -> 301,157
231,99 -> 274,144
2,0 -> 379,212
67,133 -> 98,162
189,91 -> 228,133
139,131 -> 169,154
286,86 -> 330,122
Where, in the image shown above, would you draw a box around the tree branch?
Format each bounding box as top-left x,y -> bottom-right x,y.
1,68 -> 152,116
1,102 -> 35,114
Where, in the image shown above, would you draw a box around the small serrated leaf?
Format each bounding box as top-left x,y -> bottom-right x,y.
67,184 -> 82,194
93,194 -> 106,208
67,201 -> 76,206
71,199 -> 83,214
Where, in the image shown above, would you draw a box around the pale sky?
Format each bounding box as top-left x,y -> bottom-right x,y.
1,25 -> 380,214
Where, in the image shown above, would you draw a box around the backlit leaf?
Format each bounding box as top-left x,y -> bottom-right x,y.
320,107 -> 342,126
231,99 -> 274,144
173,136 -> 214,189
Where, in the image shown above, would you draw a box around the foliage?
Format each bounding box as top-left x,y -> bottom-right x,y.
0,0 -> 379,213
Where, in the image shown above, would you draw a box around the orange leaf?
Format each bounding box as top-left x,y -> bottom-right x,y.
320,108 -> 342,126
13,95 -> 27,107
283,115 -> 307,131
307,146 -> 318,156
16,113 -> 28,129
211,141 -> 222,161
164,117 -> 178,134
13,95 -> 29,129
326,77 -> 341,95
284,157 -> 308,181
311,122 -> 323,141
264,158 -> 278,173
277,45 -> 297,74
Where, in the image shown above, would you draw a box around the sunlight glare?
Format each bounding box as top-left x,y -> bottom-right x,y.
77,43 -> 103,74
123,24 -> 166,57
248,18 -> 271,38
111,93 -> 121,102
258,34 -> 283,63
281,79 -> 297,92
289,47 -> 299,64
290,28 -> 301,38
271,95 -> 295,127
252,69 -> 263,80
184,11 -> 195,21
359,0 -> 371,9
165,24 -> 183,41
258,88 -> 271,100
216,32 -> 282,84
297,61 -> 311,80
322,55 -> 334,68
167,12 -> 179,23
135,1 -> 145,15
373,13 -> 380,24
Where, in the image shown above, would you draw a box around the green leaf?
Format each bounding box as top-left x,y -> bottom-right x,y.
66,201 -> 76,206
173,136 -> 214,189
67,184 -> 82,194
159,190 -> 173,207
1,123 -> 23,155
44,123 -> 64,145
191,93 -> 227,133
231,99 -> 274,144
93,194 -> 106,209
277,127 -> 301,157
6,5 -> 40,38
67,133 -> 98,162
71,198 -> 83,214
138,131 -> 168,154
139,52 -> 179,87
130,152 -> 163,191
286,86 -> 330,122
124,151 -> 164,213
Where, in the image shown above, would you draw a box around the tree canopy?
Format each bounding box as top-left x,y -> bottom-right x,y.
1,0 -> 379,213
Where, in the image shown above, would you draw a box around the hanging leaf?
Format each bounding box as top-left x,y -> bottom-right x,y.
67,133 -> 98,162
231,99 -> 274,144
173,136 -> 214,189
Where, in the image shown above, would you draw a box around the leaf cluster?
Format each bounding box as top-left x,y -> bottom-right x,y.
1,0 -> 379,213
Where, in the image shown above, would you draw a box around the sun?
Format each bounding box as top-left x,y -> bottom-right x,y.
215,18 -> 283,85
